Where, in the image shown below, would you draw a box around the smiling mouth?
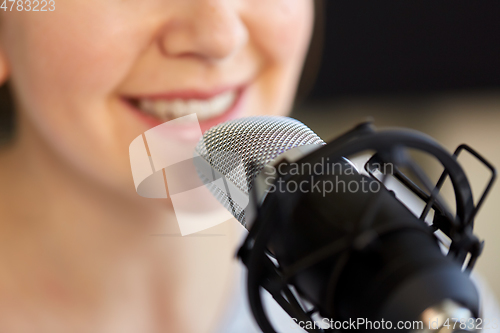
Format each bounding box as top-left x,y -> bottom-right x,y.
125,87 -> 242,123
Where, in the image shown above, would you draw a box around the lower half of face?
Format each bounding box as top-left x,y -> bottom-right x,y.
1,0 -> 314,197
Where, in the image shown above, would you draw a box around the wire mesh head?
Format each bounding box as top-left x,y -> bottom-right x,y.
195,116 -> 325,226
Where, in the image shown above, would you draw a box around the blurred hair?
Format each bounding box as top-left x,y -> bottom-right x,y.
0,0 -> 324,144
0,83 -> 14,144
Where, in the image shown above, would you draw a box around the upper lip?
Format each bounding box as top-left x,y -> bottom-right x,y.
123,84 -> 245,101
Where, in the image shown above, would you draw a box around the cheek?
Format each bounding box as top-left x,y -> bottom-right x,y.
2,2 -> 157,136
1,6 -> 154,189
5,7 -> 143,110
245,0 -> 314,64
243,0 -> 314,116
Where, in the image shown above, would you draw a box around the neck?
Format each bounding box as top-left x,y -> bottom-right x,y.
0,115 -> 241,332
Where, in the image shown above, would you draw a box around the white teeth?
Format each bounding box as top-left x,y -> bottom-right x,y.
137,90 -> 237,121
139,99 -> 154,113
156,100 -> 169,118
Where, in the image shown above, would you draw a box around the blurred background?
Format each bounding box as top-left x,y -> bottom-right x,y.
293,0 -> 500,299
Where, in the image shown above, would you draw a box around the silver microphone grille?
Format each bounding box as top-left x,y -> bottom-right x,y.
195,116 -> 325,226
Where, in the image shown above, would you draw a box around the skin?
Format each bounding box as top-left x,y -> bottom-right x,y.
0,0 -> 314,332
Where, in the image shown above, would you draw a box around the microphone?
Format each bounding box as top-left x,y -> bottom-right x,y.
194,116 -> 496,333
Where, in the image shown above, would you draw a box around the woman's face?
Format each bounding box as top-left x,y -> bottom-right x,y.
0,0 -> 314,194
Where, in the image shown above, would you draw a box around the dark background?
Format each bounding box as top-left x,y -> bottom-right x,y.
306,0 -> 500,100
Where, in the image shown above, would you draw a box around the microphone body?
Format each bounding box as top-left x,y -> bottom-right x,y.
265,171 -> 478,326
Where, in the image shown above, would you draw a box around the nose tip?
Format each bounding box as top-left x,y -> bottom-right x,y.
159,2 -> 248,62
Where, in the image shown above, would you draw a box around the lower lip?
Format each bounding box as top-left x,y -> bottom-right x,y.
122,86 -> 247,140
